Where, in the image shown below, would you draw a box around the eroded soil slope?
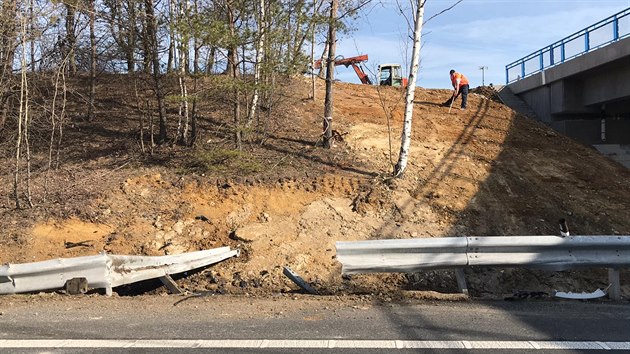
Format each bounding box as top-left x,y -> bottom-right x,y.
0,76 -> 629,299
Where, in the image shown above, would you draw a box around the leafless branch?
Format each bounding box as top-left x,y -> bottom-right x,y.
423,0 -> 464,25
338,0 -> 373,20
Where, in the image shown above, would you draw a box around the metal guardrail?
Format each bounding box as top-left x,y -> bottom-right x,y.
336,236 -> 630,299
505,7 -> 630,84
336,236 -> 630,273
0,247 -> 239,295
336,238 -> 468,274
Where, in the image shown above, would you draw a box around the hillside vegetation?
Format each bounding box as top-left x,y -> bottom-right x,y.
1,75 -> 629,299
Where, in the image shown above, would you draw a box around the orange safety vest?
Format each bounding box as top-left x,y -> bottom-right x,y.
451,73 -> 469,88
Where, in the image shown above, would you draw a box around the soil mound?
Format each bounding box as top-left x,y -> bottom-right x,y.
1,76 -> 628,299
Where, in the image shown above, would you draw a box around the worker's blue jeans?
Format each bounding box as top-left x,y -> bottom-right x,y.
458,84 -> 469,109
445,84 -> 469,109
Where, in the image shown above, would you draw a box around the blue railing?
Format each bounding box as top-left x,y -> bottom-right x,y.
506,7 -> 630,84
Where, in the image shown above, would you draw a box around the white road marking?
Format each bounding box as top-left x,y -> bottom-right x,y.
0,339 -> 629,349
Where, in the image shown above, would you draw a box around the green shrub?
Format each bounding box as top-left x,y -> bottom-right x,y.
187,148 -> 262,175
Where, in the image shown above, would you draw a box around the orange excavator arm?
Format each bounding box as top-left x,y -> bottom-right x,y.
313,54 -> 372,85
349,62 -> 372,85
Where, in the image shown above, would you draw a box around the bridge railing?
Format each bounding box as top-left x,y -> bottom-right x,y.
505,7 -> 630,84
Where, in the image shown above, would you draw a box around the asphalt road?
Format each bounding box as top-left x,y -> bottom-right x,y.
0,294 -> 628,353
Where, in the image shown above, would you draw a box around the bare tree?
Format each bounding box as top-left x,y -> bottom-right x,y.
104,0 -> 139,73
247,0 -> 265,126
310,0 -> 317,99
221,0 -> 243,149
64,2 -> 77,76
0,0 -> 18,130
144,0 -> 167,143
176,0 -> 190,145
14,10 -> 33,208
394,0 -> 463,176
167,0 -> 176,72
316,42 -> 328,79
88,0 -> 96,121
46,60 -> 68,200
321,0 -> 372,148
374,78 -> 405,172
394,0 -> 424,177
322,0 -> 337,149
28,0 -> 35,71
192,0 -> 201,73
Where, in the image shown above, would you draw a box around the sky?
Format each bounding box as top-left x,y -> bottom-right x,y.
329,0 -> 630,89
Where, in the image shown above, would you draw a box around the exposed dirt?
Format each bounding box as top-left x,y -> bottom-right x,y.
0,75 -> 629,301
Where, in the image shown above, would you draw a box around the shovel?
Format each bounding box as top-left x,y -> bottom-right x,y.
448,90 -> 457,113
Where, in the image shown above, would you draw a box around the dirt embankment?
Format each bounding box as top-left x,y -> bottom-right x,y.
0,75 -> 629,300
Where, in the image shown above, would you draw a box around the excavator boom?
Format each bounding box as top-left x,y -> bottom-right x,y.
313,54 -> 372,85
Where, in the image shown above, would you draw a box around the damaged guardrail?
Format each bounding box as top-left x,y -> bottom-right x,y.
0,247 -> 239,296
336,236 -> 630,300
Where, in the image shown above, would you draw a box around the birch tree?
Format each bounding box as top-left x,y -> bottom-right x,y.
393,0 -> 424,177
247,0 -> 265,126
175,0 -> 190,145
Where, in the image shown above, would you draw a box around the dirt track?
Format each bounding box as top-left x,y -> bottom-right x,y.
0,76 -> 628,299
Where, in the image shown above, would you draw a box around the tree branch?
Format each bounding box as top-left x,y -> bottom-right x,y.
423,0 -> 463,25
338,0 -> 373,21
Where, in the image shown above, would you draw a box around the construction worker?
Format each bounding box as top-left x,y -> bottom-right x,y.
443,69 -> 469,110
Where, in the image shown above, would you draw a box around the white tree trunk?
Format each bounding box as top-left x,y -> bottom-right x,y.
248,0 -> 265,125
167,0 -> 176,72
14,12 -> 32,208
394,0 -> 424,177
176,0 -> 189,145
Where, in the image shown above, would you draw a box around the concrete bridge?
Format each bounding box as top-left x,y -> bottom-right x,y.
502,8 -> 630,167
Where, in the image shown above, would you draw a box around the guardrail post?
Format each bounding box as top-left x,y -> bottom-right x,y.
520,62 -> 525,80
613,16 -> 619,41
561,41 -> 565,62
455,269 -> 468,295
539,50 -> 544,71
505,66 -> 509,84
105,283 -> 113,296
549,45 -> 554,65
608,268 -> 621,301
585,30 -> 590,52
159,275 -> 183,294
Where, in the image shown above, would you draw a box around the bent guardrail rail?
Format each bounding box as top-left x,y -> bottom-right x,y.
0,247 -> 239,296
336,236 -> 630,300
